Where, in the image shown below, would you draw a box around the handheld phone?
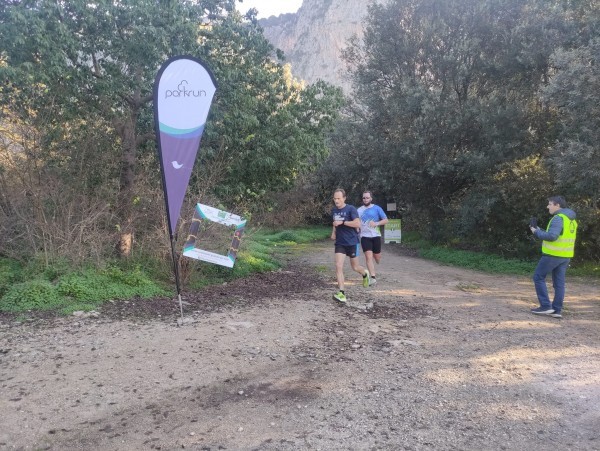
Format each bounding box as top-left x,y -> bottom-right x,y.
529,217 -> 537,228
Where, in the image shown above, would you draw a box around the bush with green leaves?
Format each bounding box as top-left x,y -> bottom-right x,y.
1,266 -> 167,313
232,251 -> 280,278
57,267 -> 166,303
19,255 -> 73,283
1,280 -> 63,312
0,258 -> 23,298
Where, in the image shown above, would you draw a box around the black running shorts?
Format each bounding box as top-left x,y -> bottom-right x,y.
361,236 -> 382,254
335,244 -> 359,258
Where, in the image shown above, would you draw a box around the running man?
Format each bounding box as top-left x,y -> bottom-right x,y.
357,191 -> 388,285
331,189 -> 371,303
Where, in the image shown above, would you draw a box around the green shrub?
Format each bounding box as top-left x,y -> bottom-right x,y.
102,265 -> 158,289
277,231 -> 298,242
0,280 -> 63,311
0,258 -> 23,298
56,274 -> 89,299
569,261 -> 600,278
246,241 -> 273,255
56,268 -> 166,303
232,251 -> 280,278
19,255 -> 72,282
0,265 -> 168,314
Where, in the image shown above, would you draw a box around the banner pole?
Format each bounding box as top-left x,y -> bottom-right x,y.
169,236 -> 185,322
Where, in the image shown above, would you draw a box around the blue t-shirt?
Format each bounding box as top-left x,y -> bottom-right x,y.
332,204 -> 360,246
358,204 -> 388,238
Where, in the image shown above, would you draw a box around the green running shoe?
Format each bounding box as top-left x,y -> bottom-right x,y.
363,269 -> 371,288
333,291 -> 347,303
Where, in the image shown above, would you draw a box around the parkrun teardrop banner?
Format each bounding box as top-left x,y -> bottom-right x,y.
153,56 -> 217,236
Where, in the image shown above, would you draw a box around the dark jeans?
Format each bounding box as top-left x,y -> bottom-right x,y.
533,255 -> 570,312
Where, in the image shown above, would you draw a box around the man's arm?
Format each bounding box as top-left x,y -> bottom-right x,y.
379,207 -> 389,225
533,215 -> 563,241
367,207 -> 388,227
343,217 -> 361,228
368,218 -> 388,227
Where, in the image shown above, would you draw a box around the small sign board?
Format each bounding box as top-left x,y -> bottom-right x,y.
384,219 -> 402,243
387,202 -> 397,212
182,203 -> 246,268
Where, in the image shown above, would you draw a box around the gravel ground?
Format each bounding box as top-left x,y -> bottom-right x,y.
1,241 -> 599,450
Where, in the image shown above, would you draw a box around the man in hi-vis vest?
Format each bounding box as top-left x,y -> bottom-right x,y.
529,196 -> 578,318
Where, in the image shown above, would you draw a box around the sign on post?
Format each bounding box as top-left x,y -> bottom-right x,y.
182,203 -> 246,268
384,219 -> 402,243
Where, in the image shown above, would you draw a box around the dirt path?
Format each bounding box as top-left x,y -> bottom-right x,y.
1,241 -> 599,450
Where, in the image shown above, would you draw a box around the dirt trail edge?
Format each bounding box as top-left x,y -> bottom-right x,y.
1,241 -> 599,451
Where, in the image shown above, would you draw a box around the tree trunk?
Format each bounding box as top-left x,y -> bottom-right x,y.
115,81 -> 152,258
116,113 -> 138,258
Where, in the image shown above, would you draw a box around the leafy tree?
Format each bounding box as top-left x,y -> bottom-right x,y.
541,37 -> 600,259
0,0 -> 343,260
0,0 -> 234,256
333,0 -> 569,242
542,40 -> 600,200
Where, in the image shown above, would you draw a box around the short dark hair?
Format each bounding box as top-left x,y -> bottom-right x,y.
548,195 -> 567,208
334,188 -> 346,197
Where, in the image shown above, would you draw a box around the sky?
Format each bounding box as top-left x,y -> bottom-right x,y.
235,0 -> 303,19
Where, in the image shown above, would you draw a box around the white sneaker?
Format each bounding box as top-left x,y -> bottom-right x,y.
369,277 -> 377,286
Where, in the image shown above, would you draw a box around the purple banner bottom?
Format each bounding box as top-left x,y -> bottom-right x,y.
159,131 -> 203,232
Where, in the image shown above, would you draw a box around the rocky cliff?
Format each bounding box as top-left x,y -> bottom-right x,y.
260,0 -> 387,92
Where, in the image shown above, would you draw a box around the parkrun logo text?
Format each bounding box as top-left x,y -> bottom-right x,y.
165,80 -> 207,99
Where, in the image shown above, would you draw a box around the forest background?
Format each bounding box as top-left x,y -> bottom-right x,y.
0,0 -> 599,310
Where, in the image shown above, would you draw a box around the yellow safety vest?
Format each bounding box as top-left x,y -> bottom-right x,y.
542,213 -> 577,258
